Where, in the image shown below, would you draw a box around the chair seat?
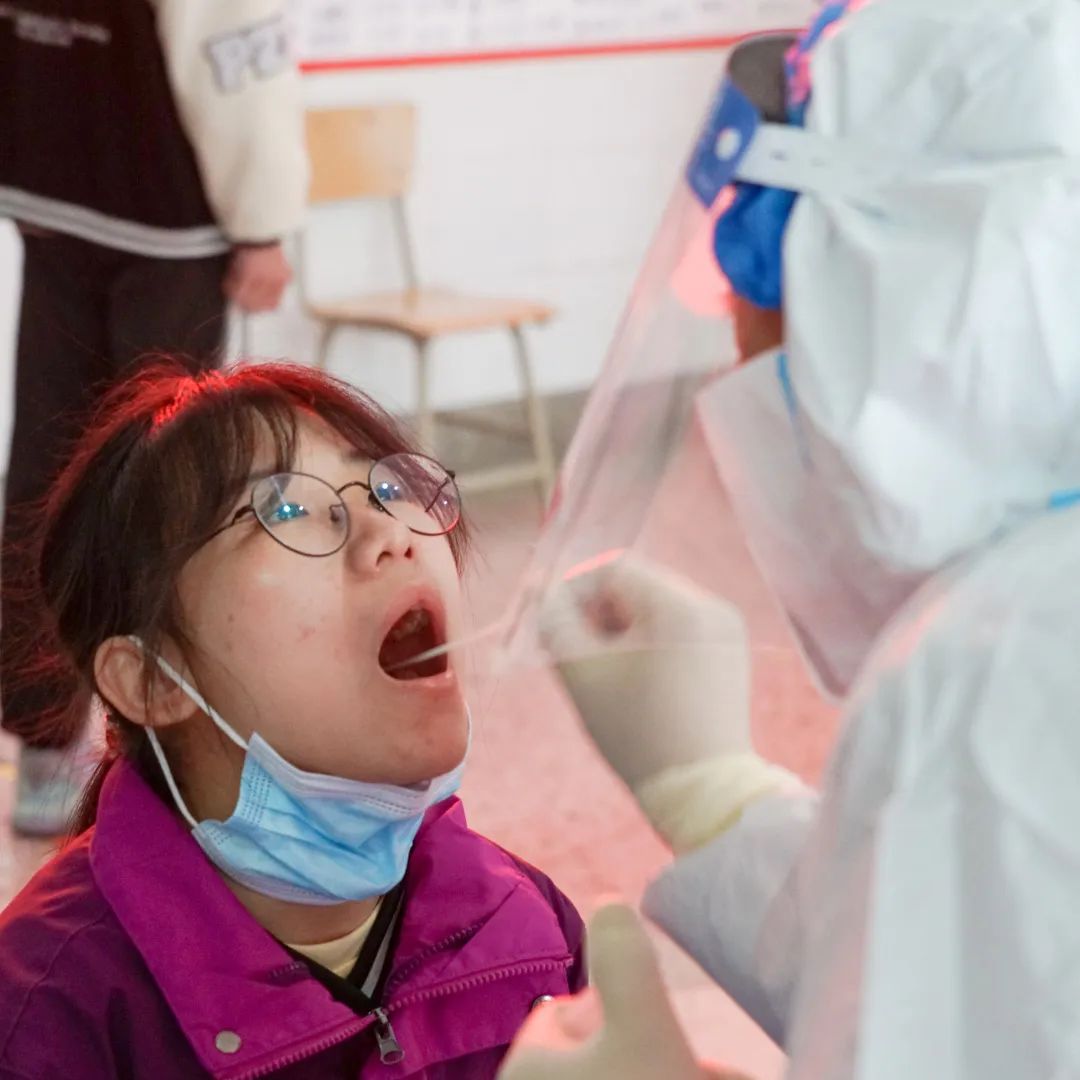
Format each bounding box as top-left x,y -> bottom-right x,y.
308,287 -> 554,339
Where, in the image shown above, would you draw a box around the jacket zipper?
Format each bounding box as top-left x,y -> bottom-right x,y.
385,957 -> 571,1017
225,955 -> 572,1078
225,1019 -> 368,1080
380,917 -> 488,999
373,957 -> 573,1065
223,923 -> 483,1079
372,1007 -> 404,1065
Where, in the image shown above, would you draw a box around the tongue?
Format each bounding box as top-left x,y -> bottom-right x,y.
379,610 -> 444,679
379,633 -> 423,673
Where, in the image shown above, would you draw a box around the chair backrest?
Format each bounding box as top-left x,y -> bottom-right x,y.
300,104 -> 421,297
305,104 -> 416,204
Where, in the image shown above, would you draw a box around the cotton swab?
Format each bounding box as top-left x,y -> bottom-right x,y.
385,619 -> 507,672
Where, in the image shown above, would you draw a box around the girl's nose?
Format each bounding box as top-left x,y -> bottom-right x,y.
344,489 -> 414,574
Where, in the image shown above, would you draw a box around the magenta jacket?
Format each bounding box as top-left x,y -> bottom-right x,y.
0,761 -> 585,1079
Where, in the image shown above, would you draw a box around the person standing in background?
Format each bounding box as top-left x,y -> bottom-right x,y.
0,0 -> 309,835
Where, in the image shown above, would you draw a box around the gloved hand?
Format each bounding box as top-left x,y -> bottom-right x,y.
541,556 -> 752,790
498,903 -> 755,1080
541,556 -> 794,851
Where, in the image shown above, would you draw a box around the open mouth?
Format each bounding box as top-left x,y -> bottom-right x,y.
378,604 -> 449,680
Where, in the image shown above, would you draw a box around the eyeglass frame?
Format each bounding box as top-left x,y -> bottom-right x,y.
202,453 -> 461,558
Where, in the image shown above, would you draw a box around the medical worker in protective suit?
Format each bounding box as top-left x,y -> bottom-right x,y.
501,0 -> 1080,1076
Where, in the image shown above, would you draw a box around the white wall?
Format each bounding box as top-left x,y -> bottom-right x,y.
0,47 -> 728,470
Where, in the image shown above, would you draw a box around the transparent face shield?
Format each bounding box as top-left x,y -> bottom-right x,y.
489,35 -> 801,667
402,37 -> 831,715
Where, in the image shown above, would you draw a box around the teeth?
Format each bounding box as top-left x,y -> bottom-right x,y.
389,607 -> 428,642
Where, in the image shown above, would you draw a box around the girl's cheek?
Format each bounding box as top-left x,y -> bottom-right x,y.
253,569 -> 289,590
209,571 -> 300,651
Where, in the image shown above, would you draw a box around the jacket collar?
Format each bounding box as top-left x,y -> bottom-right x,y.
89,760 -> 565,1078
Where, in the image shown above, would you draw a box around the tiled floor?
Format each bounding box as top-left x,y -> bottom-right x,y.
0,420 -> 838,1078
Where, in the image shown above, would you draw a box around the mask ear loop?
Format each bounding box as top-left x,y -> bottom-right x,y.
145,729 -> 198,828
127,636 -> 247,829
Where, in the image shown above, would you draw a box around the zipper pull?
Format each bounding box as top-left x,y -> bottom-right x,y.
372,1007 -> 405,1065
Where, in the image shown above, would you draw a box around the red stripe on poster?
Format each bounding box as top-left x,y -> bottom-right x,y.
299,33 -> 760,74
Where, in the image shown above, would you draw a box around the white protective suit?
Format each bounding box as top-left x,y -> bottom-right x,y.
645,1 -> 1080,1076
506,1 -> 1080,1077
646,508 -> 1080,1077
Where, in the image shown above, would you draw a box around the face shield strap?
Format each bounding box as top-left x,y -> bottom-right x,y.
687,78 -> 762,208
737,124 -> 914,200
689,76 -> 925,213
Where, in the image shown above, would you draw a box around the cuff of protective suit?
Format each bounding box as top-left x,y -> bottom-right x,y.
634,753 -> 801,854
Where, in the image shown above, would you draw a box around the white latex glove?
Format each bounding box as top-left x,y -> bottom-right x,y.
541,556 -> 795,851
499,903 -> 755,1080
540,556 -> 753,790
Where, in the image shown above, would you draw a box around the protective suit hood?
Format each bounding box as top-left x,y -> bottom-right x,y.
700,0 -> 1080,696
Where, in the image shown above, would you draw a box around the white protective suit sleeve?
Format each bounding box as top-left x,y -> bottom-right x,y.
643,789 -> 819,1049
148,0 -> 308,243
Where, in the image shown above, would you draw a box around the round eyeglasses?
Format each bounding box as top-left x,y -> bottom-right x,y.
208,453 -> 461,557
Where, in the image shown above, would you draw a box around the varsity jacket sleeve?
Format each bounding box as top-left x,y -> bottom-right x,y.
147,0 -> 309,244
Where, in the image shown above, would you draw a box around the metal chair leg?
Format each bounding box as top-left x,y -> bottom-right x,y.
415,338 -> 437,453
239,313 -> 253,358
314,322 -> 338,371
510,325 -> 556,502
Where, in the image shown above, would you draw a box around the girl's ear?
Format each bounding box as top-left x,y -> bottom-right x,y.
94,637 -> 200,730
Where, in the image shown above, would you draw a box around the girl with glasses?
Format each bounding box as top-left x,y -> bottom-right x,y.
0,361 -> 584,1078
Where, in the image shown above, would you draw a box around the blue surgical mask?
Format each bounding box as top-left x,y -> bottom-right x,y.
134,641 -> 466,905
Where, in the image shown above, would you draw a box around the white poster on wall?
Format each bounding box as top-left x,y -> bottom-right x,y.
290,0 -> 820,65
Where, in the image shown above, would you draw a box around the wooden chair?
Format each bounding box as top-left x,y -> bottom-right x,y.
300,104 -> 557,498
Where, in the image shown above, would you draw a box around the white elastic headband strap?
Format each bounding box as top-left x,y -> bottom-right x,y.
736,122 -> 914,198
737,123 -> 1078,201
